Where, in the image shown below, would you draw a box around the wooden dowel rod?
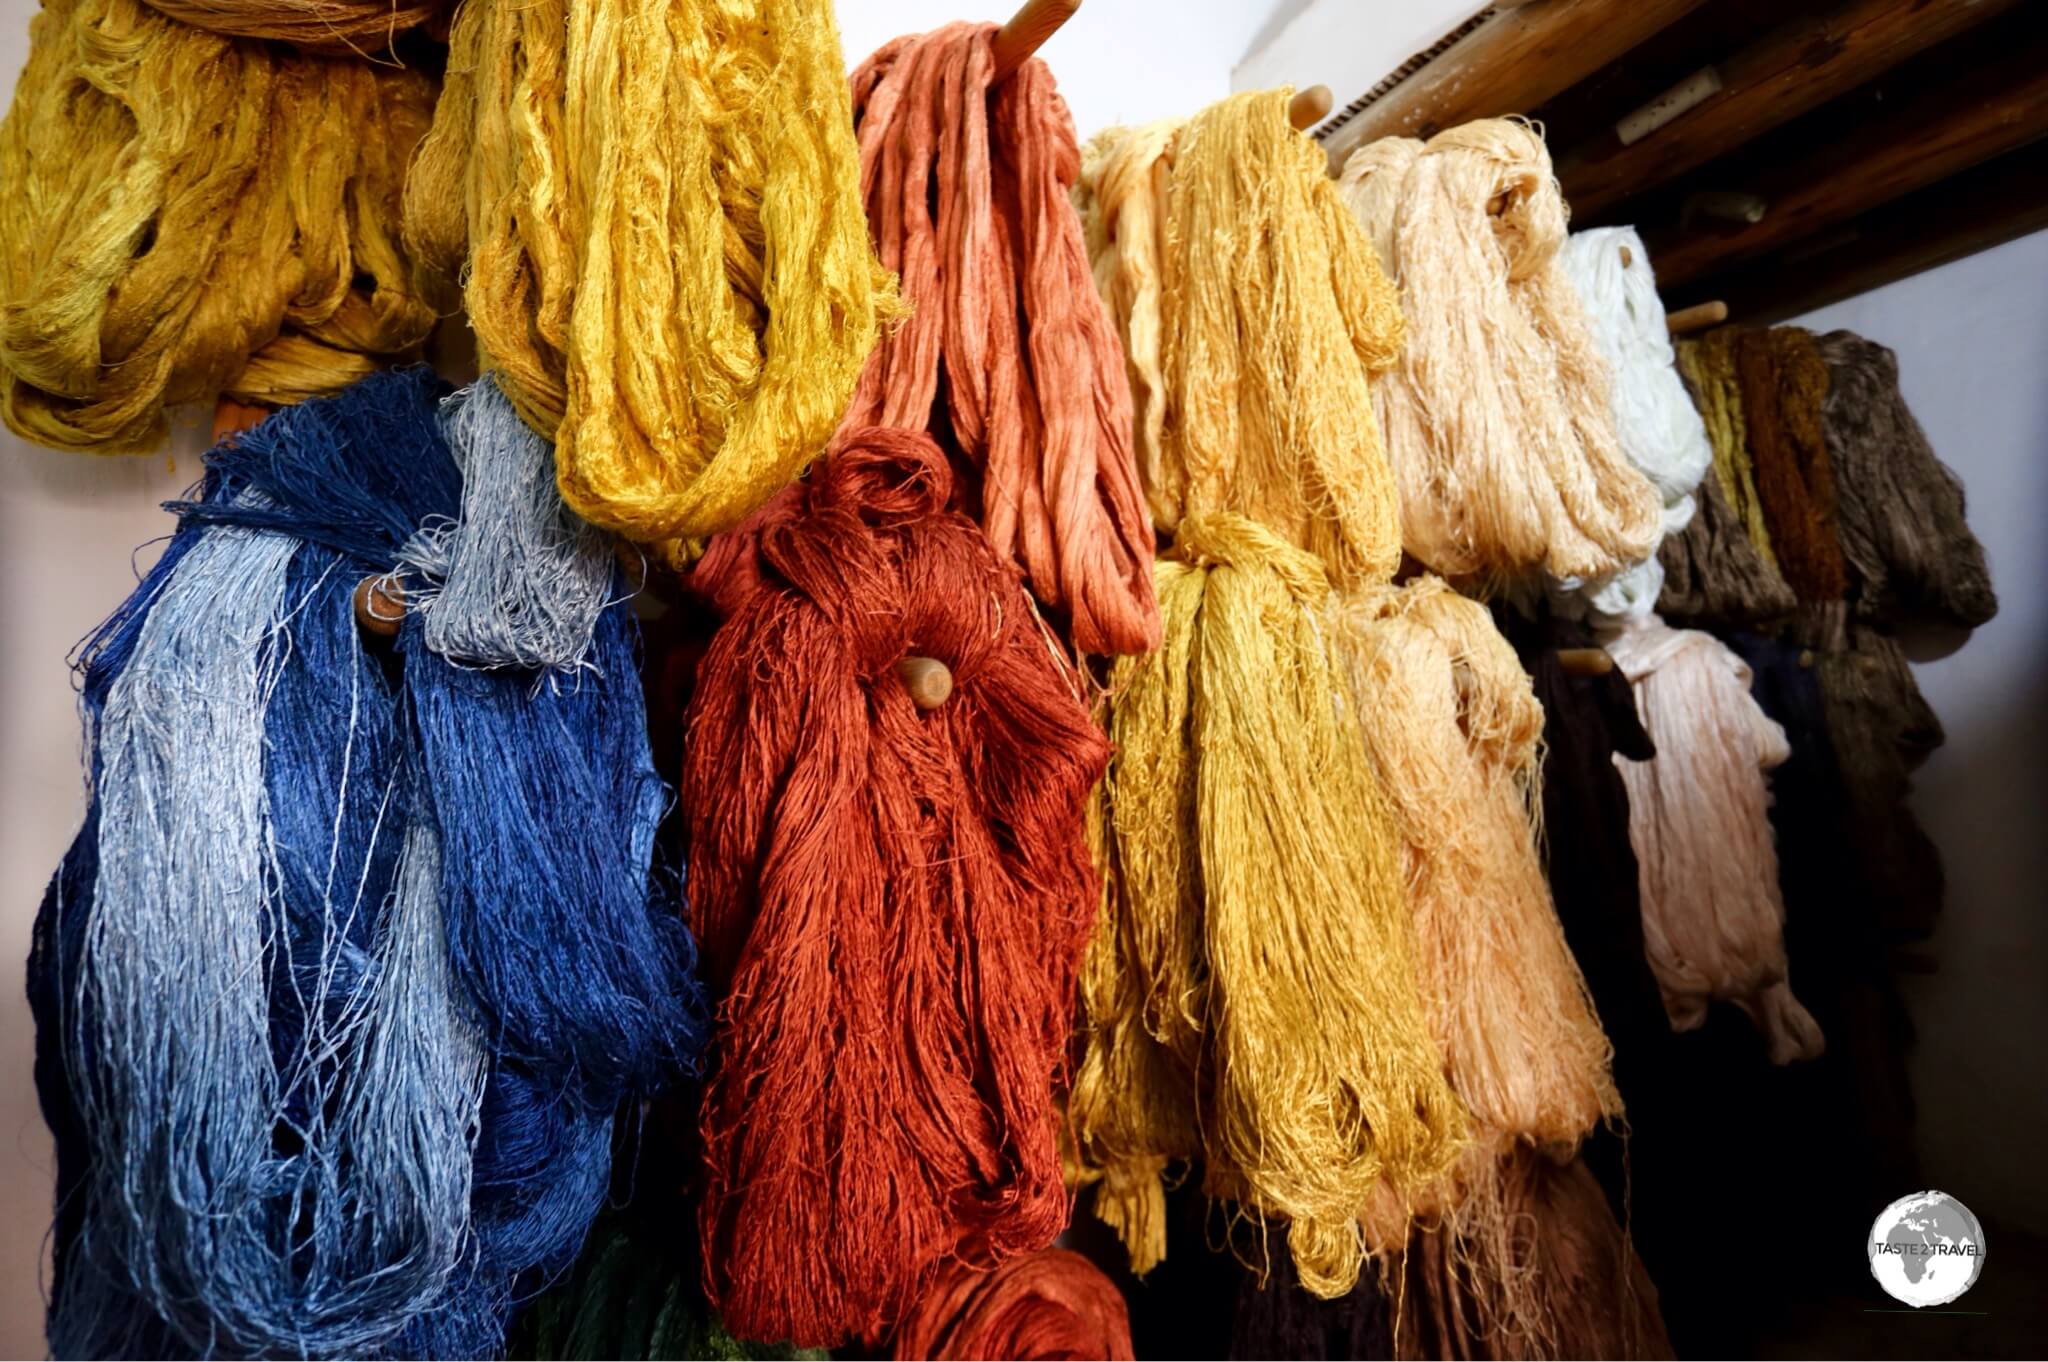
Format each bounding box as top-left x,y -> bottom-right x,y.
1558,647 -> 1615,677
354,575 -> 407,639
1288,84 -> 1334,131
896,655 -> 955,710
990,0 -> 1079,83
212,398 -> 271,442
1665,299 -> 1729,334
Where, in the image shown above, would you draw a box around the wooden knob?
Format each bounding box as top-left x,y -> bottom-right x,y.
1288,84 -> 1333,131
896,655 -> 954,710
1558,647 -> 1614,677
354,575 -> 407,638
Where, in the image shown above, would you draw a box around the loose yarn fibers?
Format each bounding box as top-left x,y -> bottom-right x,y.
1076,90 -> 1407,588
892,1250 -> 1135,1362
0,0 -> 436,451
845,22 -> 1158,655
404,0 -> 895,565
1072,515 -> 1464,1300
137,0 -> 444,51
1558,227 -> 1713,620
1814,330 -> 1998,631
1340,120 -> 1661,583
1606,613 -> 1824,1064
682,429 -> 1109,1347
30,370 -> 701,1358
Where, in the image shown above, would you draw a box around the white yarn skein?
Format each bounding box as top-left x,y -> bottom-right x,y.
1557,227 -> 1713,621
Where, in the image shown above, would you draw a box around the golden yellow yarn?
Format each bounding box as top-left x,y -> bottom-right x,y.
137,0 -> 445,53
1071,517 -> 1466,1299
1677,331 -> 1781,570
0,0 -> 436,451
1077,91 -> 1405,589
405,0 -> 897,566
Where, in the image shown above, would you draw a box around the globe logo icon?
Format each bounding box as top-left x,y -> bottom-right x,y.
1868,1191 -> 1986,1308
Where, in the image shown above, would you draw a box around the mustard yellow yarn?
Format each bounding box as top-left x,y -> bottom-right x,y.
1678,331 -> 1780,570
405,0 -> 897,566
1072,520 -> 1466,1299
0,0 -> 436,451
1078,91 -> 1405,589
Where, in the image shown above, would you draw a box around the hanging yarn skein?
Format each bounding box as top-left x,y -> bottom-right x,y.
892,1250 -> 1135,1362
683,429 -> 1109,1348
1557,227 -> 1713,620
0,0 -> 436,451
29,370 -> 703,1359
1338,121 -> 1661,583
1813,330 -> 1998,631
1736,327 -> 1850,603
1606,612 -> 1824,1065
135,0 -> 445,51
1077,89 -> 1406,588
404,0 -> 896,567
844,22 -> 1159,655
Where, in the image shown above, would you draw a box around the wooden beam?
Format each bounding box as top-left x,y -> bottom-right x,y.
1320,0 -> 1710,170
1645,44 -> 2048,289
1559,0 -> 2025,218
1671,141 -> 2048,324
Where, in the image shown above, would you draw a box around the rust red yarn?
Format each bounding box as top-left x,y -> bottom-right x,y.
845,22 -> 1160,657
892,1249 -> 1136,1361
683,427 -> 1111,1347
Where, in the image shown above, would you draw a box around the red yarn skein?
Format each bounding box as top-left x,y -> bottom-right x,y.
684,427 -> 1111,1347
893,1249 -> 1137,1361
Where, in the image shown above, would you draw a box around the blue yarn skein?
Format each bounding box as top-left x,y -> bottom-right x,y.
29,368 -> 702,1360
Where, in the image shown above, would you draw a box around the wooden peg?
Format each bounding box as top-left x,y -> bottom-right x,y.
212,398 -> 271,442
1665,299 -> 1729,335
1288,84 -> 1334,131
896,655 -> 954,710
1619,244 -> 1634,269
1558,647 -> 1614,677
354,575 -> 407,638
990,0 -> 1079,83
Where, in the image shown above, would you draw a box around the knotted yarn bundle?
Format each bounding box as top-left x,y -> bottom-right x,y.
1557,227 -> 1713,620
1336,121 -> 1661,583
28,369 -> 703,1359
136,0 -> 444,50
1814,330 -> 1998,631
404,0 -> 895,567
1071,515 -> 1464,1300
681,428 -> 1109,1347
0,0 -> 436,451
892,1250 -> 1135,1362
1075,89 -> 1406,588
1605,613 -> 1824,1065
844,22 -> 1158,655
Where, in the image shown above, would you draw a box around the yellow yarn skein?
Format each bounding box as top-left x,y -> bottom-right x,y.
1677,331 -> 1781,570
0,0 -> 436,451
405,0 -> 897,566
1078,91 -> 1405,589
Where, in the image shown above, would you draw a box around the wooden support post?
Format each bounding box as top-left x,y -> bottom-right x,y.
1558,0 -> 2026,217
990,0 -> 1080,83
1320,0 -> 1710,170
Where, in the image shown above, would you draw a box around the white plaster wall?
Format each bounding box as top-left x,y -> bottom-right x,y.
1797,230 -> 2048,1238
0,1 -> 1285,1354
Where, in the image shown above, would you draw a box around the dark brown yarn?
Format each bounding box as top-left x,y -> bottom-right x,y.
1814,330 -> 1997,631
1229,1221 -> 1393,1361
1738,328 -> 1849,603
1393,1152 -> 1673,1362
1790,603 -> 1946,940
1657,468 -> 1797,628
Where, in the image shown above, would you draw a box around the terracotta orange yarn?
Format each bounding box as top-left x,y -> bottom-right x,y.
892,1250 -> 1135,1361
846,22 -> 1159,656
683,428 -> 1109,1348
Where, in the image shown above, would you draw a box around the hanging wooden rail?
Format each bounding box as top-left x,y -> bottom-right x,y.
991,0 -> 1080,83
